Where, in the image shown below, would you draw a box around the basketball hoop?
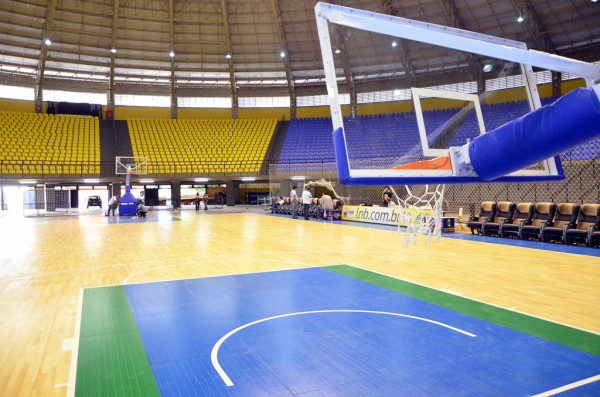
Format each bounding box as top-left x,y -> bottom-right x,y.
115,156 -> 148,176
125,165 -> 137,185
391,184 -> 445,247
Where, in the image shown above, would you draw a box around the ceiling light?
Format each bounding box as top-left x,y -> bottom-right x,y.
169,50 -> 175,57
517,16 -> 524,22
241,177 -> 256,182
194,178 -> 208,182
482,64 -> 493,73
391,40 -> 398,47
225,53 -> 231,59
44,38 -> 52,45
139,179 -> 154,183
291,176 -> 305,180
83,179 -> 100,183
280,51 -> 286,58
334,48 -> 341,54
20,180 -> 37,184
110,47 -> 117,54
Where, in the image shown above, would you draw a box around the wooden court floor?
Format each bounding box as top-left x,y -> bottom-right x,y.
0,208 -> 599,396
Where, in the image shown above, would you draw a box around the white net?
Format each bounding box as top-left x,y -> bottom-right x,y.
391,184 -> 445,247
267,165 -> 446,247
303,177 -> 445,247
23,187 -> 72,217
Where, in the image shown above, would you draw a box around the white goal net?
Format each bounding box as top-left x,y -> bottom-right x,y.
23,188 -> 72,217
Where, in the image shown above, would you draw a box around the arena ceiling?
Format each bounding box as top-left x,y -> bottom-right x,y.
0,0 -> 599,101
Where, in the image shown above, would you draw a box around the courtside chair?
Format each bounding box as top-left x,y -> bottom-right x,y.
467,201 -> 497,235
590,225 -> 600,248
540,203 -> 580,243
500,202 -> 534,239
564,203 -> 600,246
519,202 -> 556,240
482,201 -> 516,236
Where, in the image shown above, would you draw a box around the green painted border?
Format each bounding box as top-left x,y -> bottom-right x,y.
75,266 -> 599,396
75,286 -> 160,397
325,264 -> 600,356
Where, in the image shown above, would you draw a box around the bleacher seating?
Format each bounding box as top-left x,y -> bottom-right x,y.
1,95 -> 597,180
277,97 -> 598,172
128,118 -> 277,175
277,113 -> 421,172
0,111 -> 100,176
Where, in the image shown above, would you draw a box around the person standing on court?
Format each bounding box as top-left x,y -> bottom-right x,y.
105,194 -> 120,216
194,193 -> 201,212
203,193 -> 209,211
302,186 -> 312,220
290,186 -> 299,219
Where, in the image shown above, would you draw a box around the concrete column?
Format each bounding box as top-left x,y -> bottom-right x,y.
171,181 -> 181,209
226,181 -> 238,206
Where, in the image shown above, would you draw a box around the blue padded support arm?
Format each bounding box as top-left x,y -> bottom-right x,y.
469,87 -> 600,181
332,127 -> 351,184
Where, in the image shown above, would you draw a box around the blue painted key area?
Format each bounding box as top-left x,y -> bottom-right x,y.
124,268 -> 600,396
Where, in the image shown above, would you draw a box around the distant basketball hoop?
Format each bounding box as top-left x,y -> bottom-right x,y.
115,156 -> 148,216
116,156 -> 148,176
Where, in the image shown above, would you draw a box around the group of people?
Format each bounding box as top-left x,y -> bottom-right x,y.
105,191 -> 210,217
289,185 -> 335,220
194,193 -> 209,212
105,194 -> 148,218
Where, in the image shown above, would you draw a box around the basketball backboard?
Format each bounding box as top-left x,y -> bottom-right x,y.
115,156 -> 148,176
315,2 -> 600,185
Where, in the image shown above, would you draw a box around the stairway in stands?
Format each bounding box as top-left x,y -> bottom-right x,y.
99,120 -> 133,178
262,120 -> 290,173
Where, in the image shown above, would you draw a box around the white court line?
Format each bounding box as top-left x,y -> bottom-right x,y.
440,289 -> 463,296
66,288 -> 84,397
211,309 -> 476,387
121,259 -> 314,285
61,338 -> 75,351
531,374 -> 600,396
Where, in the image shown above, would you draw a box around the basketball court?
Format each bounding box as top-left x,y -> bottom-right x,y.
1,5 -> 599,396
1,206 -> 599,397
75,262 -> 600,396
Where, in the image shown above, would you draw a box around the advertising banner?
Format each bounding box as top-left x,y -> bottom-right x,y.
341,205 -> 431,227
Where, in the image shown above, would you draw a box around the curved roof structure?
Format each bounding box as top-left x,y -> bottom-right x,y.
1,0 -> 599,102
